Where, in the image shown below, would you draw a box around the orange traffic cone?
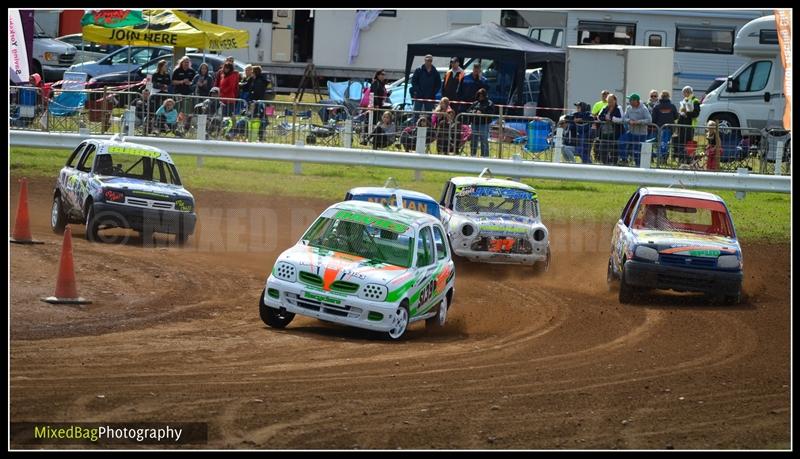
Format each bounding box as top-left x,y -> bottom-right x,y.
11,177 -> 44,244
41,226 -> 91,305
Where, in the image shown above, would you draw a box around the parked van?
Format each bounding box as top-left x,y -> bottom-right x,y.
698,15 -> 785,130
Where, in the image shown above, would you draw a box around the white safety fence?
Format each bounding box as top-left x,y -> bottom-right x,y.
9,130 -> 790,194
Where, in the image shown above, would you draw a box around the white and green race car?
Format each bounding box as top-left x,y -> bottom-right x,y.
260,199 -> 456,340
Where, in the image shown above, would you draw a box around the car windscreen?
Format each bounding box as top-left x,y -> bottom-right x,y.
302,212 -> 415,268
631,195 -> 733,238
454,185 -> 537,218
95,152 -> 181,185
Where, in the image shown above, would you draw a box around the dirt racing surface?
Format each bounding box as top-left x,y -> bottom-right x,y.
10,177 -> 791,449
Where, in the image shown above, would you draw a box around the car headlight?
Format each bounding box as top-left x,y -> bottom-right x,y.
44,52 -> 58,63
459,222 -> 477,238
531,227 -> 547,242
273,261 -> 297,282
634,245 -> 659,262
359,284 -> 388,302
717,255 -> 741,269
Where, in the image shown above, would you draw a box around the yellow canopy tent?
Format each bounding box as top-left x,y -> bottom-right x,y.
81,9 -> 249,50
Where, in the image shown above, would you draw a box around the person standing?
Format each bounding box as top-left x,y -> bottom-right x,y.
458,62 -> 488,108
705,120 -> 721,171
591,90 -> 610,116
618,93 -> 652,166
650,90 -> 679,162
571,102 -> 594,164
239,64 -> 254,103
410,54 -> 442,114
192,63 -> 214,98
370,69 -> 390,125
466,88 -> 495,158
171,56 -> 196,116
432,97 -> 456,154
596,93 -> 623,165
215,56 -> 235,88
151,59 -> 172,105
442,57 -> 464,111
645,90 -> 659,112
218,62 -> 240,117
676,85 -> 701,164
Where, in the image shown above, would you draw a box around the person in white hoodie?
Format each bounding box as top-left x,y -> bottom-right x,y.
618,93 -> 653,166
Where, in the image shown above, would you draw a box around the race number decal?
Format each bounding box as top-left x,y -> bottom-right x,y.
419,279 -> 436,307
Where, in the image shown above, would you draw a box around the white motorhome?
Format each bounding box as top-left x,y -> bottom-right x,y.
698,15 -> 785,130
518,9 -> 771,99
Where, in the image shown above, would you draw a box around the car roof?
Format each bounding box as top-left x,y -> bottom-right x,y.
639,187 -> 724,202
90,138 -> 174,165
347,187 -> 437,202
328,200 -> 440,228
450,176 -> 536,192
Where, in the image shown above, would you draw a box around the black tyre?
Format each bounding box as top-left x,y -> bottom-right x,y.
723,290 -> 742,306
85,204 -> 99,241
710,113 -> 739,130
51,195 -> 67,234
618,261 -> 635,304
176,229 -> 190,246
607,257 -> 618,292
425,295 -> 449,329
259,289 -> 294,328
86,205 -> 128,244
534,246 -> 551,274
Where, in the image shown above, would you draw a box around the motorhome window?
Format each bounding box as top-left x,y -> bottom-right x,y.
501,10 -> 530,29
379,10 -> 397,18
530,28 -> 564,47
647,34 -> 663,47
577,21 -> 636,46
733,61 -> 772,93
759,29 -> 778,45
675,27 -> 734,54
236,10 -> 273,23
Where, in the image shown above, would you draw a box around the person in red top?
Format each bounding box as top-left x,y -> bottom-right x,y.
217,62 -> 240,116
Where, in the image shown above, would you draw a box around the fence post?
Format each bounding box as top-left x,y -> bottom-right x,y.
291,101 -> 297,145
414,126 -> 427,181
197,114 -> 207,141
343,119 -> 352,148
497,106 -> 504,159
640,142 -> 653,169
735,168 -> 749,200
552,127 -> 563,163
512,153 -> 522,181
775,141 -> 784,175
126,107 -> 136,136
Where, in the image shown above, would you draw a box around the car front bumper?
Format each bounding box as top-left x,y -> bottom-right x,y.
624,260 -> 743,294
264,276 -> 404,333
452,245 -> 547,265
94,202 -> 196,236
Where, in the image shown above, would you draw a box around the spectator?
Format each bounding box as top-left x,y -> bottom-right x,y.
432,97 -> 456,154
571,101 -> 594,164
154,98 -> 181,136
676,85 -> 701,164
151,59 -> 171,95
192,87 -> 223,138
458,62 -> 488,107
595,93 -> 623,164
410,54 -> 442,114
618,93 -> 652,166
171,56 -> 196,114
466,88 -> 495,158
249,66 -> 271,102
646,89 -> 659,112
400,116 -> 434,152
129,88 -> 158,133
218,62 -> 240,117
192,63 -> 214,97
215,56 -> 235,88
650,89 -> 679,162
368,111 -> 398,149
558,116 -> 576,162
591,90 -> 610,116
239,64 -> 254,102
442,57 -> 464,109
370,69 -> 390,125
705,120 -> 721,171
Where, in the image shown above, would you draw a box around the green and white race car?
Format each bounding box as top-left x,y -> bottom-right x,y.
260,199 -> 456,340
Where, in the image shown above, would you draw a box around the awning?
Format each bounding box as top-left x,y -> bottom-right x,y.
81,9 -> 249,50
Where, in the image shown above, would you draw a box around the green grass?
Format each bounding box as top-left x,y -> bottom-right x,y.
10,146 -> 790,242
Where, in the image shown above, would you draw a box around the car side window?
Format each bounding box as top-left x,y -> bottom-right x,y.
66,142 -> 86,168
622,192 -> 641,227
432,225 -> 448,260
417,226 -> 435,267
77,144 -> 96,173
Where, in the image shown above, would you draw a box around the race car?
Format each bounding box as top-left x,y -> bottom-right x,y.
344,178 -> 441,219
438,169 -> 550,271
51,136 -> 196,244
260,199 -> 455,340
607,187 -> 743,304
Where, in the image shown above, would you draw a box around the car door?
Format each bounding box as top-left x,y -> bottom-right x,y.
439,180 -> 455,225
411,225 -> 439,318
612,190 -> 640,269
69,143 -> 98,216
59,142 -> 87,214
431,224 -> 454,298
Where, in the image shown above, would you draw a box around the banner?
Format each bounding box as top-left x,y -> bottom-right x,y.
775,9 -> 792,130
81,10 -> 146,28
8,8 -> 30,84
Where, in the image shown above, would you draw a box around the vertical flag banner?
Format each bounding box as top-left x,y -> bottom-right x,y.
774,9 -> 792,130
8,8 -> 30,83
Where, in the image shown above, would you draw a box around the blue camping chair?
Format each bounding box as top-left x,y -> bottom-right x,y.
49,91 -> 87,117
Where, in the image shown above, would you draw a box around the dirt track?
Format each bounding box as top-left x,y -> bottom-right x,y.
10,177 -> 790,449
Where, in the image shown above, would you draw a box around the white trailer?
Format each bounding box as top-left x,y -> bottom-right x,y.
565,45 -> 674,109
698,15 -> 786,130
520,9 -> 771,99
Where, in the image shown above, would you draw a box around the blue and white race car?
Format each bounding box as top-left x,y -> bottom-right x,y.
344,179 -> 441,219
607,187 -> 743,304
51,137 -> 196,244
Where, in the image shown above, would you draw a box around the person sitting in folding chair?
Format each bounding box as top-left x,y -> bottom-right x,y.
368,111 -> 398,150
153,98 -> 182,136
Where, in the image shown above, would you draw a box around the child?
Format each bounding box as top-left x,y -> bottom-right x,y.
705,120 -> 721,171
154,98 -> 181,136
